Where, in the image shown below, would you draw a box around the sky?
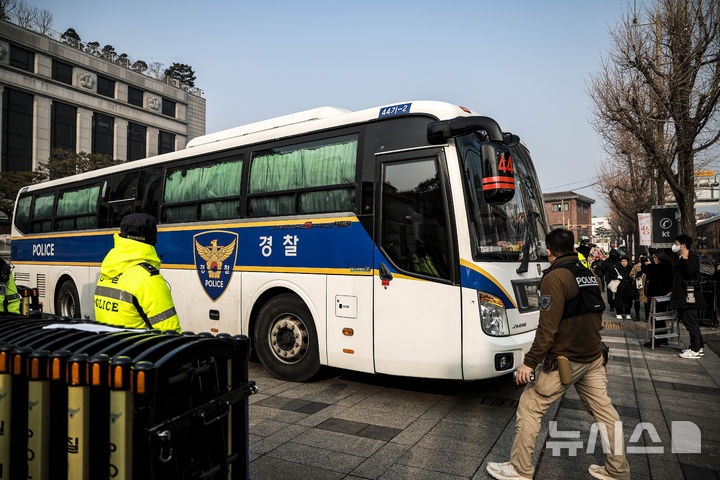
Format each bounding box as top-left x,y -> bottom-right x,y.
30,0 -> 633,215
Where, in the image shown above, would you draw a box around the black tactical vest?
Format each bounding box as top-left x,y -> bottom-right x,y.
546,259 -> 606,319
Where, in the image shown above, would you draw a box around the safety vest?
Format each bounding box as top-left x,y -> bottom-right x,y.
577,252 -> 590,269
0,272 -> 21,314
546,257 -> 605,319
412,253 -> 439,277
94,235 -> 180,332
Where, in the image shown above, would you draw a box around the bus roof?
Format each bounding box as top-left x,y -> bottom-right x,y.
20,100 -> 479,192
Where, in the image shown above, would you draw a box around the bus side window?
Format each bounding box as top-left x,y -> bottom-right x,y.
100,172 -> 139,227
162,157 -> 243,223
30,193 -> 55,233
136,168 -> 162,218
14,195 -> 32,233
55,184 -> 100,231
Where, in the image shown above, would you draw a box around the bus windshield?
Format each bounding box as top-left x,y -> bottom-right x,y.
458,134 -> 548,262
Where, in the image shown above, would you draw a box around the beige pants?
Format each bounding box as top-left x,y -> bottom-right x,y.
510,356 -> 630,479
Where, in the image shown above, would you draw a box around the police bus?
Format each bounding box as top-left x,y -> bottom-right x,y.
10,101 -> 550,381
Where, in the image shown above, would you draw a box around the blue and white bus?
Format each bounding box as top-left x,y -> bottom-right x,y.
10,101 -> 549,381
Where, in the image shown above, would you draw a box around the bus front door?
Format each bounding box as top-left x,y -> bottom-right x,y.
373,150 -> 462,379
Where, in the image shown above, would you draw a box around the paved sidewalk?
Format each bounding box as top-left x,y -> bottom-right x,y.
247,308 -> 720,479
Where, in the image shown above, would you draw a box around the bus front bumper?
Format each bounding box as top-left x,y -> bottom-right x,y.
463,328 -> 537,381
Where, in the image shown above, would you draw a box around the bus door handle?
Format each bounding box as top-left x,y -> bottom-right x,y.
379,263 -> 393,282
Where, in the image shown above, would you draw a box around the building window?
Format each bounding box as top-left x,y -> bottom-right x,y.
127,123 -> 146,160
158,131 -> 175,154
92,113 -> 114,156
1,88 -> 33,171
9,44 -> 34,72
97,76 -> 115,98
52,59 -> 73,85
162,98 -> 176,117
551,203 -> 569,212
128,86 -> 143,107
51,102 -> 77,153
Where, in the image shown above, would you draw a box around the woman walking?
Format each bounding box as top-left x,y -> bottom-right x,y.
613,256 -> 635,320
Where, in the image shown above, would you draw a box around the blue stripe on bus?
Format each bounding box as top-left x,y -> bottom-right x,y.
13,221 -> 517,308
460,266 -> 516,309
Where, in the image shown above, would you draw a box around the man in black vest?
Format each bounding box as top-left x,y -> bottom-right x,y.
487,229 -> 629,480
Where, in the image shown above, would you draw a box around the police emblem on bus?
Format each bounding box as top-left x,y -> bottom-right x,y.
193,231 -> 239,302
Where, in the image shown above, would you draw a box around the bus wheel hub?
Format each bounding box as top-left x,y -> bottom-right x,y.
269,315 -> 308,364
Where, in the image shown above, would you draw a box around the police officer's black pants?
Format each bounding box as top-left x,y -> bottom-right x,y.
677,308 -> 704,352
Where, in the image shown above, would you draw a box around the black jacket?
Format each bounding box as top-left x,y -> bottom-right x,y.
642,261 -> 673,298
670,252 -> 706,309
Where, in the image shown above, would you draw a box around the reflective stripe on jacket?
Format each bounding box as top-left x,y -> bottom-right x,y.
1,273 -> 21,314
94,234 -> 180,332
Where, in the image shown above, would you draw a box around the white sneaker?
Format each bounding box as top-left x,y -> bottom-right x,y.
679,349 -> 702,359
624,315 -> 632,320
681,348 -> 704,356
589,464 -> 616,480
615,315 -> 622,320
486,461 -> 532,480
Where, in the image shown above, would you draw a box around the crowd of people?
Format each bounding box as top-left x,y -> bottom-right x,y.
587,236 -> 709,357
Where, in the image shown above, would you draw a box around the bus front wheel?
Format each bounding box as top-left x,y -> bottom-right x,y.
254,294 -> 320,382
55,280 -> 81,319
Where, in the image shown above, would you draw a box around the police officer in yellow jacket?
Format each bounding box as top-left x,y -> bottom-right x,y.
94,213 -> 180,332
576,239 -> 594,269
0,258 -> 21,314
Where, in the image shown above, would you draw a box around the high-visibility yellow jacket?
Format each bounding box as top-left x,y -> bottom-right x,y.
577,252 -> 590,269
1,271 -> 21,314
94,234 -> 180,332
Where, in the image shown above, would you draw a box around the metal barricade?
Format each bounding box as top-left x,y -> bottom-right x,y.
0,317 -> 255,480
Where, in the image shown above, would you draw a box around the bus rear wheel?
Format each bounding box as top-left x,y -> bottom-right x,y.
55,280 -> 81,319
254,294 -> 320,382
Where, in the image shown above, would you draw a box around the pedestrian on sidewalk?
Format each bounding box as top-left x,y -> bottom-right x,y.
613,256 -> 635,320
641,250 -> 673,348
671,234 -> 705,358
486,228 -> 630,480
630,256 -> 648,322
599,249 -> 620,312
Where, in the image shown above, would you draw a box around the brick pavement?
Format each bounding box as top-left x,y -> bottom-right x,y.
247,307 -> 720,479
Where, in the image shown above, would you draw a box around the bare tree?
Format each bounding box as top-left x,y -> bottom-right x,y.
0,0 -> 16,21
147,61 -> 165,80
36,8 -> 52,34
14,0 -> 37,28
590,0 -> 720,239
594,131 -> 656,254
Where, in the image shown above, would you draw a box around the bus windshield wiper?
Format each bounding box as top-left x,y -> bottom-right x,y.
516,225 -> 531,274
516,211 -> 537,274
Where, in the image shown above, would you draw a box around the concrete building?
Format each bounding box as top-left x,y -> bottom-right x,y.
543,190 -> 595,241
0,19 -> 205,172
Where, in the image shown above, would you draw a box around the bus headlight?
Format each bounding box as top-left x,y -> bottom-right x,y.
478,292 -> 510,336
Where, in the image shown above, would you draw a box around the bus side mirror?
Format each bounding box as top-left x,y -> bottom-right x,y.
482,143 -> 515,204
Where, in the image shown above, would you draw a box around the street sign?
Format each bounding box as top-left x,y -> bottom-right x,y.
651,206 -> 679,248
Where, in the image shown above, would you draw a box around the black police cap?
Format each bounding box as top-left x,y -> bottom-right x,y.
120,213 -> 157,246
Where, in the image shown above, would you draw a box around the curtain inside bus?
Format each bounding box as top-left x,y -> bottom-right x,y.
163,158 -> 242,222
249,135 -> 357,216
56,185 -> 100,230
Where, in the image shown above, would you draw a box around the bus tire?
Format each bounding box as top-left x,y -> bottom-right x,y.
55,279 -> 81,319
254,293 -> 320,382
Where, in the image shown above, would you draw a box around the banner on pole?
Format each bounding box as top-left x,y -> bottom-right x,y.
638,213 -> 652,246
